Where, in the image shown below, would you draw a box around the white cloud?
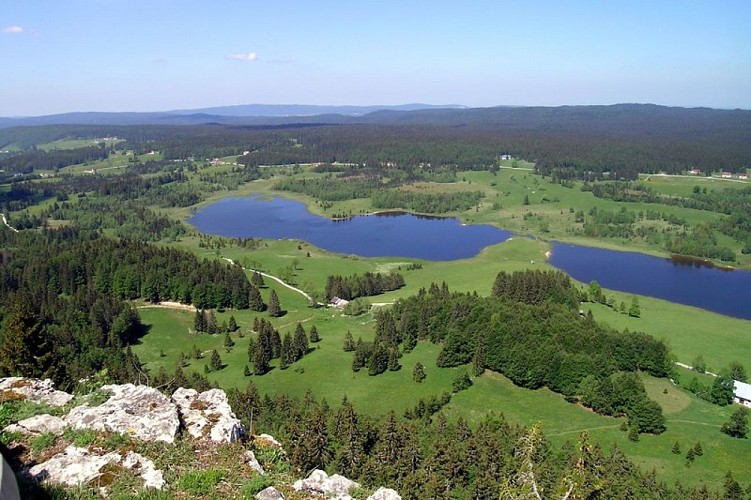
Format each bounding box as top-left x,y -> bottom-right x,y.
3,25 -> 24,34
225,52 -> 258,62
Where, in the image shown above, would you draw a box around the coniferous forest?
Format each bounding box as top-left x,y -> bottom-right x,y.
1,107 -> 750,497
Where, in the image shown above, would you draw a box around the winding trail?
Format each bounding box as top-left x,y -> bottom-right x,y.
222,257 -> 323,305
0,213 -> 19,233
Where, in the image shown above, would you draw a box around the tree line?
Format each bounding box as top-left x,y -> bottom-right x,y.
325,272 -> 405,301
373,272 -> 670,435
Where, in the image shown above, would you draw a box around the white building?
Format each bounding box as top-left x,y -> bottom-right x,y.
734,380 -> 751,408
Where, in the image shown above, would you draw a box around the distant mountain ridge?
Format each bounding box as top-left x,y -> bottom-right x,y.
0,103 -> 465,128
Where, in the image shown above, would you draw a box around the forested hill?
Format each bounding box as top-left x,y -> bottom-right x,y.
2,104 -> 751,178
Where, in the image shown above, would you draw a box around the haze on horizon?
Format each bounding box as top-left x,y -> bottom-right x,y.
2,0 -> 750,117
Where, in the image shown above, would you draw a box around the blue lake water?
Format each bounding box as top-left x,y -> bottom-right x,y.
549,243 -> 751,319
189,196 -> 751,320
188,196 -> 513,261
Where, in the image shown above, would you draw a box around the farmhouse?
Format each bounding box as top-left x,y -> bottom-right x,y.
499,154 -> 512,160
721,172 -> 733,178
329,296 -> 350,309
734,380 -> 751,408
739,173 -> 748,180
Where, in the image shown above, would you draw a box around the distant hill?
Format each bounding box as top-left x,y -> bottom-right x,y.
0,103 -> 465,128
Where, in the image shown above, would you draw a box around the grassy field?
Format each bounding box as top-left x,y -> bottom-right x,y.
134,297 -> 751,490
6,150 -> 751,491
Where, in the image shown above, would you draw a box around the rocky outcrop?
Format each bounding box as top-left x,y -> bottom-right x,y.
293,469 -> 360,498
27,445 -> 164,490
368,487 -> 402,500
28,445 -> 120,487
64,384 -> 180,443
256,486 -> 285,499
171,387 -> 245,443
255,433 -> 284,450
245,450 -> 265,475
4,414 -> 67,436
120,451 -> 165,490
0,378 -> 74,407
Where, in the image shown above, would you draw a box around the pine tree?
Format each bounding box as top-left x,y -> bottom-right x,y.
280,333 -> 293,369
309,324 -> 320,343
693,442 -> 703,456
251,271 -> 265,288
472,333 -> 486,376
671,441 -> 681,454
267,289 -> 282,317
388,347 -> 401,371
209,349 -> 223,371
252,342 -> 270,375
413,362 -> 426,383
228,315 -> 238,332
224,333 -> 235,350
247,337 -> 256,363
193,309 -> 206,333
368,341 -> 388,376
294,323 -> 308,360
629,295 -> 641,317
343,330 -> 355,352
206,310 -> 218,334
249,285 -> 265,311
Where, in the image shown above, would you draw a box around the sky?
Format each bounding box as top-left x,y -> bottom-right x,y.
2,1 -> 750,116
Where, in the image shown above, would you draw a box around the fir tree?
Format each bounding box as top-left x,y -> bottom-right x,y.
671,441 -> 681,454
413,362 -> 426,383
343,330 -> 355,352
309,324 -> 320,343
209,349 -> 223,371
193,309 -> 206,333
251,271 -> 265,288
228,315 -> 238,332
629,295 -> 641,317
294,323 -> 309,360
388,347 -> 401,371
267,289 -> 282,317
253,342 -> 270,375
249,285 -> 265,311
693,442 -> 703,456
280,333 -> 293,369
243,365 -> 251,377
223,332 -> 235,350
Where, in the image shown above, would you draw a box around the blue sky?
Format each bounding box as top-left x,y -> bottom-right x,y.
2,1 -> 750,116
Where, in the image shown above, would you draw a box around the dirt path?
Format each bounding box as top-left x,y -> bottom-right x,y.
136,301 -> 197,312
222,257 -> 323,305
0,213 -> 18,233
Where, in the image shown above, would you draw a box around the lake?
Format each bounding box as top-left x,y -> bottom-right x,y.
188,196 -> 513,260
189,196 -> 751,320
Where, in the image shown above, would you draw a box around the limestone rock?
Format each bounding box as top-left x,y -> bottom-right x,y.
27,445 -> 120,487
255,433 -> 284,451
121,451 -> 164,490
256,486 -> 285,499
0,378 -> 73,407
65,384 -> 179,443
245,450 -> 265,475
171,387 -> 245,443
293,469 -> 360,497
368,487 -> 402,500
27,446 -> 165,491
4,414 -> 67,436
